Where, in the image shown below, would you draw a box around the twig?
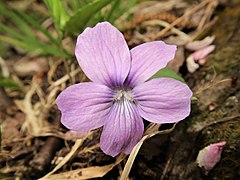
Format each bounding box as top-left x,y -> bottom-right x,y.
148,0 -> 214,40
47,58 -> 63,85
195,79 -> 231,95
201,115 -> 240,131
142,20 -> 191,41
160,157 -> 172,180
40,131 -> 94,179
48,68 -> 81,90
29,118 -> 64,173
63,59 -> 73,85
197,0 -> 218,30
190,16 -> 218,40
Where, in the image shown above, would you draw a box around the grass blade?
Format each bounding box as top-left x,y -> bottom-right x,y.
17,10 -> 60,47
43,0 -> 69,32
64,0 -> 112,33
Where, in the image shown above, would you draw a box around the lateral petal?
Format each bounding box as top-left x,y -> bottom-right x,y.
56,82 -> 114,131
132,78 -> 192,123
126,41 -> 177,86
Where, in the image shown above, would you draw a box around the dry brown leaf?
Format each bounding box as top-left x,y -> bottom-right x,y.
40,132 -> 93,179
13,57 -> 48,77
1,113 -> 25,146
15,83 -> 45,135
0,57 -> 10,77
41,154 -> 126,180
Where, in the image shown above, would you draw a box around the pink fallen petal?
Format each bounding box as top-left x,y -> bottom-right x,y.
185,36 -> 215,51
192,45 -> 215,61
196,141 -> 227,175
198,58 -> 207,65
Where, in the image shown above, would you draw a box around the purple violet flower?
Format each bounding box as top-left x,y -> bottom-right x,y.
56,22 -> 192,157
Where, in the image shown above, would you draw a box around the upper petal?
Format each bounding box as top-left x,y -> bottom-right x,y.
126,41 -> 177,87
56,82 -> 114,131
100,100 -> 144,157
75,22 -> 131,87
132,78 -> 192,124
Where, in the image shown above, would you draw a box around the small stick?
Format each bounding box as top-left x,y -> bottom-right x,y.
148,0 -> 214,40
160,157 -> 172,180
142,20 -> 191,41
197,0 -> 216,30
29,118 -> 64,173
201,115 -> 240,131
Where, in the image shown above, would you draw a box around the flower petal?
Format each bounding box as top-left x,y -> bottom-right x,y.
192,45 -> 215,61
126,41 -> 177,86
56,82 -> 114,131
132,78 -> 192,123
196,141 -> 227,175
100,100 -> 144,157
75,22 -> 131,87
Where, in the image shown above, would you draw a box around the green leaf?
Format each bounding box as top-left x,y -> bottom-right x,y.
43,0 -> 69,32
64,0 -> 112,33
0,35 -> 67,57
0,3 -> 71,57
67,0 -> 94,13
0,3 -> 34,37
0,35 -> 30,50
106,0 -> 139,23
16,10 -> 60,47
149,67 -> 185,83
0,77 -> 18,88
0,23 -> 26,41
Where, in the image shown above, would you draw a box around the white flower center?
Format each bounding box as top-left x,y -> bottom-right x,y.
114,90 -> 134,102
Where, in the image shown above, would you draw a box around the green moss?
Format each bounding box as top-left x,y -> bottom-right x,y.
207,6 -> 240,73
209,45 -> 240,73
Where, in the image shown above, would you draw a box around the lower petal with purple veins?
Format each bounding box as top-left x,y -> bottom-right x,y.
100,99 -> 144,157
